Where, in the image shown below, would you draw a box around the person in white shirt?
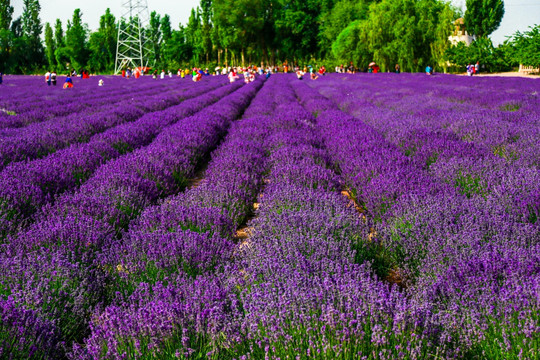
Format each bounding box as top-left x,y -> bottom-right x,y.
45,71 -> 51,86
160,70 -> 165,79
228,70 -> 239,83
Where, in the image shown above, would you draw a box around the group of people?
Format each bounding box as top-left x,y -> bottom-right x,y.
295,65 -> 326,80
335,63 -> 356,73
45,71 -> 58,86
466,62 -> 480,76
226,66 -> 272,84
121,67 -> 142,78
44,69 -> 98,89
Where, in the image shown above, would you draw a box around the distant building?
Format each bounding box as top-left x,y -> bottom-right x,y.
448,18 -> 475,46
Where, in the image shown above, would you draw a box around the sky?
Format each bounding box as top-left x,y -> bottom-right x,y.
11,0 -> 540,45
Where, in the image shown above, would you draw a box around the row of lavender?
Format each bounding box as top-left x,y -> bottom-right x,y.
0,78 -> 263,358
0,74 -> 537,359
71,75 -> 285,359
304,74 -> 539,358
0,76 -> 172,129
0,77 -> 231,238
75,75 -> 422,360
0,76 -> 227,168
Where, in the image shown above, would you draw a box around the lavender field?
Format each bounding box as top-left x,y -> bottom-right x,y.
0,74 -> 538,359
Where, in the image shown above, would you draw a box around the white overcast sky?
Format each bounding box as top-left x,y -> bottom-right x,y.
11,0 -> 540,45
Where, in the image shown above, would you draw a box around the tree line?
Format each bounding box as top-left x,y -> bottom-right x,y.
0,0 -> 538,74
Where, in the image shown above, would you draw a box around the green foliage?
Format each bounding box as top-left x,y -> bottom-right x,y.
445,37 -> 514,72
0,0 -> 530,75
148,11 -> 162,65
87,9 -> 116,73
20,0 -> 44,72
332,20 -> 372,68
65,9 -> 89,70
465,0 -> 504,38
319,0 -> 369,56
512,24 -> 540,68
0,0 -> 13,30
44,22 -> 54,68
333,0 -> 456,72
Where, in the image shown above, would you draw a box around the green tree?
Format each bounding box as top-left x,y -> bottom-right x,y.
148,11 -> 161,64
274,0 -> 320,62
160,14 -> 174,66
161,14 -> 172,41
185,8 -> 203,64
200,0 -> 213,63
54,19 -> 64,47
44,22 -> 55,68
332,19 -> 372,68
65,8 -> 89,69
319,0 -> 370,58
21,0 -> 43,71
88,8 -> 116,72
0,0 -> 14,71
512,24 -> 540,68
0,0 -> 13,30
53,19 -> 69,70
445,37 -> 511,72
464,0 -> 504,38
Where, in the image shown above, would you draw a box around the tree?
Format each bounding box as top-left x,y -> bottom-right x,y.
274,0 -> 320,62
53,19 -> 69,69
512,24 -> 540,68
0,0 -> 14,71
332,20 -> 372,68
445,37 -> 512,72
185,8 -> 203,64
65,9 -> 88,69
148,11 -> 161,64
319,0 -> 370,58
0,0 -> 13,30
88,8 -> 116,72
200,0 -> 213,63
54,19 -> 64,47
44,22 -> 55,68
161,14 -> 172,41
464,0 -> 504,38
21,0 -> 43,70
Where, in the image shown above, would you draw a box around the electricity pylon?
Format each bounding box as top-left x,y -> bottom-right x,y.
115,0 -> 154,75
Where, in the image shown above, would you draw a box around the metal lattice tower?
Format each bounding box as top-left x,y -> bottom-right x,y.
115,0 -> 154,74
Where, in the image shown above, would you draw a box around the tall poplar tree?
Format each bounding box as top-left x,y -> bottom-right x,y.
21,0 -> 43,69
0,0 -> 14,71
88,8 -> 116,72
65,9 -> 88,68
0,0 -> 13,30
44,22 -> 55,68
465,0 -> 504,38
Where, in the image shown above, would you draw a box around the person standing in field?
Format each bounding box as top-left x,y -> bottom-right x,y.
395,64 -> 400,73
0,72 -> 3,85
51,71 -> 57,86
466,64 -> 473,76
475,61 -> 480,74
160,70 -> 165,79
228,69 -> 238,83
63,74 -> 73,89
45,71 -> 51,86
